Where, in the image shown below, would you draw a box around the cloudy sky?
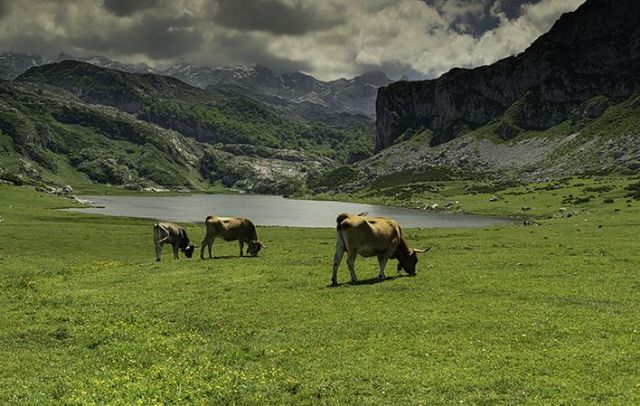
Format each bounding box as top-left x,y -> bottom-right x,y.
0,0 -> 586,80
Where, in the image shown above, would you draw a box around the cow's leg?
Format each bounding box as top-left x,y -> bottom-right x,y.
377,255 -> 388,280
346,252 -> 358,284
153,225 -> 163,261
208,239 -> 215,258
239,240 -> 244,257
155,242 -> 163,262
202,235 -> 214,259
200,235 -> 211,259
332,243 -> 346,286
172,243 -> 179,259
200,236 -> 207,259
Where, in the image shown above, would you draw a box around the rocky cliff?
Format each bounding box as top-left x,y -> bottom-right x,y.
375,0 -> 640,151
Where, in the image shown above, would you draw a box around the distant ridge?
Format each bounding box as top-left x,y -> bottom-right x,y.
1,51 -> 393,121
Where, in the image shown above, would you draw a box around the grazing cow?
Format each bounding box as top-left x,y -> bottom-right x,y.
153,222 -> 196,261
200,215 -> 264,259
332,213 -> 429,285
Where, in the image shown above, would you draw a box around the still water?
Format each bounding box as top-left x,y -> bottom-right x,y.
67,194 -> 517,228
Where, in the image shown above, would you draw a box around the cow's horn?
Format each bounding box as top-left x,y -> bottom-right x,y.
414,247 -> 432,253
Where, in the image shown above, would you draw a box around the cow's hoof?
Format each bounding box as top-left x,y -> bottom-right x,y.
156,258 -> 160,262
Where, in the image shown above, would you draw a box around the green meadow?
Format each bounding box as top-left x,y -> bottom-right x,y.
0,182 -> 639,404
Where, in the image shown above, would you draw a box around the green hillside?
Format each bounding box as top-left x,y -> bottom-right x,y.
0,81 -> 205,189
16,61 -> 373,159
1,61 -> 374,192
324,92 -> 640,195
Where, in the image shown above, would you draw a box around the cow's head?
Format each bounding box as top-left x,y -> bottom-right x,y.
247,240 -> 264,257
396,247 -> 431,276
183,244 -> 196,258
397,250 -> 418,276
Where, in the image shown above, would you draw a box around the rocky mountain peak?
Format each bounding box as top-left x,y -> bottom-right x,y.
375,0 -> 640,151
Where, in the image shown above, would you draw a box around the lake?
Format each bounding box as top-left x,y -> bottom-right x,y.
66,194 -> 518,228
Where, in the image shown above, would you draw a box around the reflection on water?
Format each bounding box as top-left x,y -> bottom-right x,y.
66,194 -> 518,228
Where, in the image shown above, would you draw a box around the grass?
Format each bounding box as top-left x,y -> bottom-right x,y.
1,183 -> 639,403
313,176 -> 640,219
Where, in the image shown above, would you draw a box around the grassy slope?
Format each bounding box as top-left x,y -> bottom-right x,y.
0,184 -> 639,403
314,177 -> 639,218
0,81 -> 209,190
16,62 -> 375,163
346,93 -> 640,188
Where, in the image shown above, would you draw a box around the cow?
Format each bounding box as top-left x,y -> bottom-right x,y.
200,215 -> 264,259
332,212 -> 430,285
153,222 -> 196,261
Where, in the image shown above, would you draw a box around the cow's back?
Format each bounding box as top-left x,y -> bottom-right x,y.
155,222 -> 181,243
205,216 -> 227,237
338,214 -> 400,257
206,216 -> 257,241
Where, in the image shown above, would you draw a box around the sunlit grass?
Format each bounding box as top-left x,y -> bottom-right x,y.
0,184 -> 639,403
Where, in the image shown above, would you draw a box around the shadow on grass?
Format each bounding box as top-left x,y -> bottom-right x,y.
199,255 -> 261,260
330,274 -> 410,287
199,255 -> 239,260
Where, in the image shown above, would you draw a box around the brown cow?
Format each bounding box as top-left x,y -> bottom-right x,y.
332,213 -> 429,285
153,222 -> 196,261
200,215 -> 264,259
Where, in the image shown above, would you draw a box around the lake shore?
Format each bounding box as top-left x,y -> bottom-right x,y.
64,193 -> 519,228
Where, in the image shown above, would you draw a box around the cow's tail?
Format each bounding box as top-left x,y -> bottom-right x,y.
153,223 -> 163,245
335,214 -> 350,251
336,213 -> 349,229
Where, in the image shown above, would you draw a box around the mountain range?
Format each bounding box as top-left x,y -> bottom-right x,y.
0,52 -> 391,123
0,60 -> 372,193
1,0 -> 639,195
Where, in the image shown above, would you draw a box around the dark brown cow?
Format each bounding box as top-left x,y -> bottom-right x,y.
200,215 -> 264,258
153,222 -> 195,261
332,213 -> 429,285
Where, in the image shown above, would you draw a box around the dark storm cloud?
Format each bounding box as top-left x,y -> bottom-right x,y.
212,0 -> 342,35
103,0 -> 161,17
204,32 -> 313,73
0,0 -> 586,79
70,15 -> 204,59
424,0 -> 544,37
0,0 -> 10,19
0,34 -> 61,56
498,0 -> 545,19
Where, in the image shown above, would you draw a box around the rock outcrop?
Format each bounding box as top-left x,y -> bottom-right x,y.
375,0 -> 640,151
